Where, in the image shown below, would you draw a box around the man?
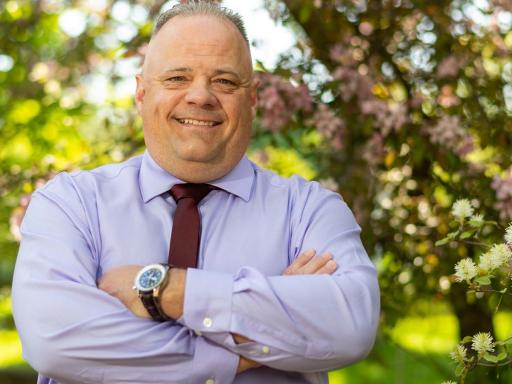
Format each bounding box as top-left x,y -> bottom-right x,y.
12,2 -> 380,383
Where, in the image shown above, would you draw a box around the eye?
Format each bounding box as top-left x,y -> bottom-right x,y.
214,78 -> 237,86
166,76 -> 187,82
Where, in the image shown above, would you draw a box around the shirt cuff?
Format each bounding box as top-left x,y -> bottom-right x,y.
221,334 -> 276,363
181,268 -> 234,334
192,336 -> 238,384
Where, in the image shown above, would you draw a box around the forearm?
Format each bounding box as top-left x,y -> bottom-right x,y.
13,276 -> 239,383
179,265 -> 379,372
160,269 -> 261,374
13,193 -> 240,383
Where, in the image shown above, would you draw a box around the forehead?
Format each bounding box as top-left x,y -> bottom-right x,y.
145,15 -> 251,75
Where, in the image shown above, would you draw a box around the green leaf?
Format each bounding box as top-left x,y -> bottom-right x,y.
435,237 -> 451,246
460,231 -> 474,239
449,220 -> 460,228
483,352 -> 498,363
468,220 -> 484,228
461,336 -> 473,343
436,232 -> 457,246
497,352 -> 508,361
474,276 -> 492,285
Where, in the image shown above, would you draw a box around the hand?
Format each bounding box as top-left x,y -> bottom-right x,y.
282,249 -> 337,275
98,265 -> 151,319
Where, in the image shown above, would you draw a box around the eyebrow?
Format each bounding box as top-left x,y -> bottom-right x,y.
161,67 -> 192,75
161,67 -> 242,79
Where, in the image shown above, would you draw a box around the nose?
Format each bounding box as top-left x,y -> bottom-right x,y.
184,81 -> 218,109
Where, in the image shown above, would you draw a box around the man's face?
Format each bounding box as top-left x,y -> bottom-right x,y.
135,15 -> 257,181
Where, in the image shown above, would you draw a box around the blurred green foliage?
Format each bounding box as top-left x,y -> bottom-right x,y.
2,0 -> 512,382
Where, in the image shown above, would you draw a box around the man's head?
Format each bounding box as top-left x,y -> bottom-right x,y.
135,2 -> 258,183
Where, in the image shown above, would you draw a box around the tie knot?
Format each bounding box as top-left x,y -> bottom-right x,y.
170,183 -> 215,204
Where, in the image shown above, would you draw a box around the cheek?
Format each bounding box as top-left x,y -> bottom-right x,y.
143,91 -> 178,118
224,95 -> 253,125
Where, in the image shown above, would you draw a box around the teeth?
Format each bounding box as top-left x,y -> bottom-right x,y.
178,119 -> 216,126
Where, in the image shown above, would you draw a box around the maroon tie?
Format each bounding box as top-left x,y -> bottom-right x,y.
168,183 -> 215,268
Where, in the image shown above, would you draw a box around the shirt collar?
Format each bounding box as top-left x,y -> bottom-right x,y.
139,150 -> 254,203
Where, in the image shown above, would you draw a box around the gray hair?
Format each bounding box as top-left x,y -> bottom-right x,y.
153,1 -> 249,45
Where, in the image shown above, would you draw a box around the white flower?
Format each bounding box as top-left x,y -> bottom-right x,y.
450,344 -> 467,363
489,244 -> 512,268
471,332 -> 494,354
454,258 -> 478,283
441,381 -> 457,384
471,213 -> 484,223
452,199 -> 474,220
505,223 -> 512,245
478,252 -> 495,272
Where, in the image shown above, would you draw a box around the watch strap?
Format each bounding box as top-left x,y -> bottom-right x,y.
139,292 -> 170,322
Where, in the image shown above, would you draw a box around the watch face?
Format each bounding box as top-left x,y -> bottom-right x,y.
135,264 -> 167,292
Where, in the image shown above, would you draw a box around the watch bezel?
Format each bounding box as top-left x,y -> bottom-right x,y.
134,264 -> 169,293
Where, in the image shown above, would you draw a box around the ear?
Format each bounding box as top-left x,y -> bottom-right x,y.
135,74 -> 145,114
250,77 -> 260,118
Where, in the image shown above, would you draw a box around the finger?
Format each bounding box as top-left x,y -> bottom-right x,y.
301,252 -> 333,274
314,259 -> 338,275
283,249 -> 316,275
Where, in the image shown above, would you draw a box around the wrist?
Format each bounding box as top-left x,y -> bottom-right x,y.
133,264 -> 171,321
160,268 -> 187,320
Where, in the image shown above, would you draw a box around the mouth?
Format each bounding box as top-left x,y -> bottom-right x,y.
174,118 -> 222,127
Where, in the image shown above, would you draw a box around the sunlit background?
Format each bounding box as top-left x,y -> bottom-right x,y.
2,0 -> 512,383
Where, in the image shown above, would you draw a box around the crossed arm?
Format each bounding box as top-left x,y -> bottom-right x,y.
98,249 -> 338,374
12,185 -> 379,383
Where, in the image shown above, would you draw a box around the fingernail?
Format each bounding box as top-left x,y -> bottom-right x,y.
322,252 -> 333,259
326,260 -> 337,269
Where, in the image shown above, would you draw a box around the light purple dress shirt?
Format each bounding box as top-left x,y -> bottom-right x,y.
12,150 -> 380,384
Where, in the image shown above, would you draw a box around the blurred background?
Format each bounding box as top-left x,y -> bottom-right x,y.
2,0 -> 512,383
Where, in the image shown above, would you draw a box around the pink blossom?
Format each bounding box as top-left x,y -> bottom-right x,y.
308,103 -> 345,147
410,92 -> 424,109
493,0 -> 512,11
256,72 -> 313,132
438,85 -> 460,107
424,114 -> 474,156
358,22 -> 374,36
360,100 -> 408,136
492,170 -> 512,220
333,66 -> 373,102
329,44 -> 355,66
362,132 -> 386,166
258,85 -> 289,132
437,56 -> 460,79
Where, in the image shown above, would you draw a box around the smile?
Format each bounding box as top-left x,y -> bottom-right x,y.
175,118 -> 221,127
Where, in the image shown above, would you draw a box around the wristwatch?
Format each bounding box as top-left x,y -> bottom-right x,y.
133,264 -> 171,322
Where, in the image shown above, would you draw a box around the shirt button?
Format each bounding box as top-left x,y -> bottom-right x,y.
262,345 -> 270,354
195,330 -> 202,336
205,379 -> 215,384
203,317 -> 213,328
